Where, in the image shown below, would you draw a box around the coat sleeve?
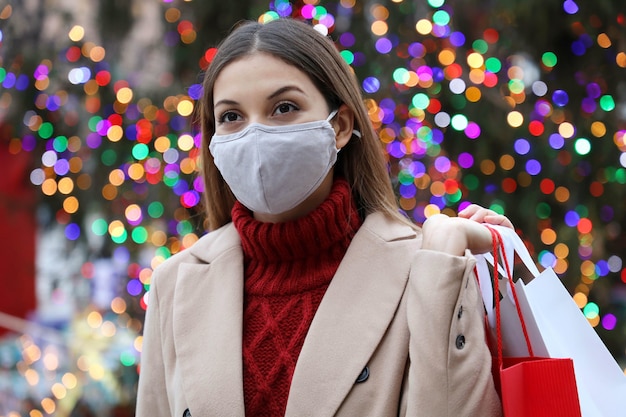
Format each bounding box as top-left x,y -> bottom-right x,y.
405,249 -> 502,417
135,273 -> 172,417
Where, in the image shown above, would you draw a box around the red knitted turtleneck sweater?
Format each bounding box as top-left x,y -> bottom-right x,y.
231,177 -> 362,416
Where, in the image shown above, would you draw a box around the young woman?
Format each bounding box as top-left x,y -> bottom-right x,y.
136,18 -> 511,417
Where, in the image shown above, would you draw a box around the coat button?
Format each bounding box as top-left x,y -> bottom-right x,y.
455,334 -> 466,349
183,409 -> 191,417
457,306 -> 463,319
355,366 -> 370,383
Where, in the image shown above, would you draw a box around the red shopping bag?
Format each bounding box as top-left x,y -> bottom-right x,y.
487,227 -> 582,417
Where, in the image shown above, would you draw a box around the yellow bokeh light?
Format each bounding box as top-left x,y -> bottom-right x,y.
468,69 -> 485,85
155,136 -> 171,153
371,4 -> 389,20
101,320 -> 117,337
109,168 -> 125,186
180,157 -> 197,175
30,410 -> 44,417
573,292 -> 588,309
506,111 -> 524,128
35,78 -> 50,91
507,65 -> 524,80
111,297 -> 127,314
87,311 -> 103,328
165,8 -> 181,23
51,382 -> 67,399
371,20 -> 388,36
467,52 -> 484,68
580,260 -> 596,277
102,183 -> 118,200
62,372 -> 78,389
480,159 -> 496,175
128,163 -> 145,181
177,99 -> 194,117
590,121 -> 606,138
465,86 -> 481,102
499,154 -> 515,170
41,398 -> 56,415
24,369 -> 39,386
616,52 -> 626,68
139,268 -> 152,285
116,87 -> 133,104
438,49 -> 455,66
108,220 -> 126,238
558,121 -> 575,138
41,178 -> 58,196
424,204 -> 441,218
89,364 -> 105,380
69,157 -> 83,173
182,233 -> 199,248
588,315 -> 600,327
0,5 -> 13,19
63,196 -> 79,214
58,177 -> 74,195
151,230 -> 168,247
430,181 -> 445,197
597,33 -> 611,48
415,19 -> 432,35
554,186 -> 570,203
77,355 -> 90,372
43,352 -> 59,371
181,30 -> 197,44
23,344 -> 41,364
68,25 -> 85,42
177,134 -> 194,152
553,258 -> 568,274
107,125 -> 124,142
554,243 -> 569,259
540,228 -> 557,245
135,335 -> 144,353
89,45 -> 106,62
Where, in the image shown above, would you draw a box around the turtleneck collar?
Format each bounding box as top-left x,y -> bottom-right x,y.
232,177 -> 361,265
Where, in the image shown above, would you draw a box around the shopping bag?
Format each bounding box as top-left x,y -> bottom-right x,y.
480,225 -> 626,416
486,227 -> 582,417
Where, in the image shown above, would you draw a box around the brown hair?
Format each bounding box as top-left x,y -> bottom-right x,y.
199,18 -> 415,231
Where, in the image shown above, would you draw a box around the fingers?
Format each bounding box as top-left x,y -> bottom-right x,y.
458,204 -> 514,229
483,214 -> 514,229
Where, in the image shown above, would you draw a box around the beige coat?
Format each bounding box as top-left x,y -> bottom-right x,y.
136,212 -> 502,417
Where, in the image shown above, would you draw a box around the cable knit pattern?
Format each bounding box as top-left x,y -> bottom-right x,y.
232,177 -> 362,417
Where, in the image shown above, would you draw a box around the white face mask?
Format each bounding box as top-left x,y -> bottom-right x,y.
209,111 -> 339,214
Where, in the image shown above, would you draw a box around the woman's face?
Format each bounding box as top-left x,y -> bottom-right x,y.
212,52 -> 331,135
211,52 -> 341,223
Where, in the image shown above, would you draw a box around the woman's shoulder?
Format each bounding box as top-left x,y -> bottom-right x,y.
361,211 -> 422,245
150,222 -> 240,285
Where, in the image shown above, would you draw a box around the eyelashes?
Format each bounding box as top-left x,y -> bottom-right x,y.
215,101 -> 300,125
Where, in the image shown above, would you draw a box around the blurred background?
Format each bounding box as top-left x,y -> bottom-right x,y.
1,0 -> 625,415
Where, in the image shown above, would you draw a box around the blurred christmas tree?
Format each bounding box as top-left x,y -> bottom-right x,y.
1,0 -> 625,415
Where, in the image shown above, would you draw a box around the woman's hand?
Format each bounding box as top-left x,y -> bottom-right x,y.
421,205 -> 513,256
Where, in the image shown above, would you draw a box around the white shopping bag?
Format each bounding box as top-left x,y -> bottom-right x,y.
475,225 -> 626,417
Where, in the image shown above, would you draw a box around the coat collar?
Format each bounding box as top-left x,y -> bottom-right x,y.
172,213 -> 419,416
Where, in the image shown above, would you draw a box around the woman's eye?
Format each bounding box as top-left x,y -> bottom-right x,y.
274,102 -> 298,115
219,112 -> 241,123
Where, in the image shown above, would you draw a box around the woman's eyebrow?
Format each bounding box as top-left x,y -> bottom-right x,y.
214,98 -> 239,109
267,85 -> 307,100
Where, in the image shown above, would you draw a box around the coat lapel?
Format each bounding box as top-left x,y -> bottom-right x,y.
173,225 -> 246,417
285,213 -> 420,416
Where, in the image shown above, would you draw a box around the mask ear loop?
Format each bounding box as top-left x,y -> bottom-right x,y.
328,108 -> 362,140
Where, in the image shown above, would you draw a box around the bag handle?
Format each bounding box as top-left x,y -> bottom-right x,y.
488,226 -> 535,369
489,225 -> 541,277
